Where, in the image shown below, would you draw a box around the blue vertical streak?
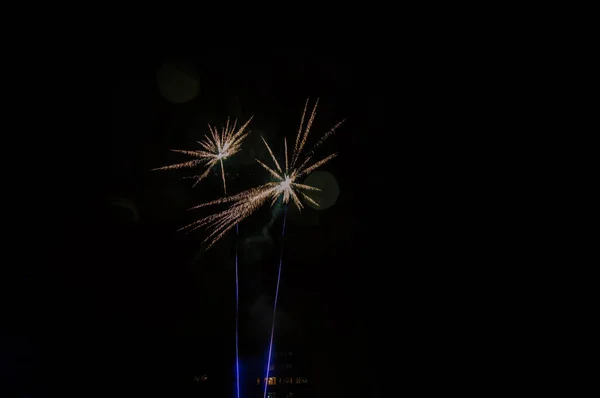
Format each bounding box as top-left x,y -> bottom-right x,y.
263,207 -> 288,398
235,223 -> 240,398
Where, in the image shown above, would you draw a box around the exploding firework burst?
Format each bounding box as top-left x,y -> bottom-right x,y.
153,116 -> 253,194
153,117 -> 253,398
182,99 -> 344,248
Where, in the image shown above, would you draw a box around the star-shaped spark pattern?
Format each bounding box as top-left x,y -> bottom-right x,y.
153,117 -> 253,194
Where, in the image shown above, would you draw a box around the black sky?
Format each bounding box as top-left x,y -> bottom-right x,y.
2,48 -> 496,397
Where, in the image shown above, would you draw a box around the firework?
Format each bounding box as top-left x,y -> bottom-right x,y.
153,116 -> 253,194
154,116 -> 253,398
183,99 -> 344,248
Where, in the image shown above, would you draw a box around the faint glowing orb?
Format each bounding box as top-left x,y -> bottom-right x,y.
303,171 -> 339,210
156,61 -> 199,104
109,197 -> 139,223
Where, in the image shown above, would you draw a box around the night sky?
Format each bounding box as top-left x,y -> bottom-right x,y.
2,49 -> 482,397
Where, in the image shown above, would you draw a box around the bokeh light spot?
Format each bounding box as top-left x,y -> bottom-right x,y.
156,61 -> 199,104
109,197 -> 139,223
303,171 -> 339,210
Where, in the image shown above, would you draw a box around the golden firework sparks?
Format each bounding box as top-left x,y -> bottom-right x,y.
153,116 -> 253,194
184,99 -> 344,248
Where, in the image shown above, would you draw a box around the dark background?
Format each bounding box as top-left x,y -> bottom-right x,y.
2,49 -> 489,397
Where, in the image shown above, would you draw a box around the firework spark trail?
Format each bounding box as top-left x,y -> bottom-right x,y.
184,99 -> 344,249
235,222 -> 240,398
263,206 -> 288,398
152,116 -> 253,187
